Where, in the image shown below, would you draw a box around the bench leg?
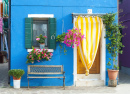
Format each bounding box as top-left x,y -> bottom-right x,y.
28,78 -> 29,88
63,77 -> 65,90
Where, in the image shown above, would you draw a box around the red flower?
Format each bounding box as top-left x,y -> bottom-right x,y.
44,36 -> 47,38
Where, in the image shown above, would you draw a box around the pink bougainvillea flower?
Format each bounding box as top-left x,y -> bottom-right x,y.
50,53 -> 53,56
47,57 -> 49,60
36,38 -> 40,41
44,54 -> 46,57
44,36 -> 47,38
29,55 -> 32,58
64,28 -> 85,48
27,46 -> 53,64
38,49 -> 41,52
43,49 -> 45,51
38,50 -> 40,52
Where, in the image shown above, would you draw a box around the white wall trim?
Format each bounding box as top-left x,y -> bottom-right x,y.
73,16 -> 106,86
28,14 -> 54,18
100,24 -> 106,85
73,18 -> 77,86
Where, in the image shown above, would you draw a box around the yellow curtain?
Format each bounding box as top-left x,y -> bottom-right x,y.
75,16 -> 103,76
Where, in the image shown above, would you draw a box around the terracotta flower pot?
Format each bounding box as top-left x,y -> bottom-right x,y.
108,69 -> 119,80
13,77 -> 21,80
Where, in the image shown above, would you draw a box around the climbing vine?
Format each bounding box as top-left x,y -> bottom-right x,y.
101,13 -> 125,70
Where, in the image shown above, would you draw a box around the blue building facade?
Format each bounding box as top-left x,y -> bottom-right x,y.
10,0 -> 118,87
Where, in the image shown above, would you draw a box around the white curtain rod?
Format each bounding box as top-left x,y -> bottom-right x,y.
72,13 -> 106,16
71,13 -> 106,23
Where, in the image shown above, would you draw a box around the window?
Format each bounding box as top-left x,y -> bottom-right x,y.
25,17 -> 56,49
33,20 -> 48,47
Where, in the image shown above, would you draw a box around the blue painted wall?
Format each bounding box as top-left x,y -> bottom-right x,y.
11,0 -> 118,86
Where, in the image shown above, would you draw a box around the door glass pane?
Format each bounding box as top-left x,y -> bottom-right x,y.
33,21 -> 48,47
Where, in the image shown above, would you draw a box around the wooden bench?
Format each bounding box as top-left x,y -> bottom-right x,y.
27,65 -> 65,89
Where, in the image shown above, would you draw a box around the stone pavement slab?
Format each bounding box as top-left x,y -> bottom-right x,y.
0,63 -> 8,88
0,85 -> 129,94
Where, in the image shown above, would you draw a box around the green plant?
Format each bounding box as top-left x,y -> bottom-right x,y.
56,32 -> 66,43
64,28 -> 85,48
101,13 -> 125,70
8,69 -> 25,79
36,34 -> 47,44
26,46 -> 53,64
56,33 -> 67,55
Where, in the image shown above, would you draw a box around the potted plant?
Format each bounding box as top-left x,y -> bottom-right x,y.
102,13 -> 125,86
64,28 -> 85,48
36,34 -> 47,49
56,32 -> 67,55
8,69 -> 25,88
56,32 -> 66,43
26,47 -> 53,64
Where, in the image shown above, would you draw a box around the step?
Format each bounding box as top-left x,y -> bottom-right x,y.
77,74 -> 100,80
76,80 -> 104,86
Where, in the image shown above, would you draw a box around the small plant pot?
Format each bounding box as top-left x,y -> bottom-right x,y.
108,69 -> 119,80
13,77 -> 21,89
40,43 -> 45,49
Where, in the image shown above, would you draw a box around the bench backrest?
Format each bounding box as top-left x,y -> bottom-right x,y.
28,65 -> 64,75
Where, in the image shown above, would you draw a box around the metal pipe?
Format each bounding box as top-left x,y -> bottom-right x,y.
8,0 -> 11,85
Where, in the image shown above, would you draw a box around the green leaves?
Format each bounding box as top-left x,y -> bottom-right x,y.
56,32 -> 67,55
8,69 -> 25,79
107,61 -> 111,66
56,32 -> 66,43
26,46 -> 53,64
36,34 -> 47,44
101,13 -> 125,70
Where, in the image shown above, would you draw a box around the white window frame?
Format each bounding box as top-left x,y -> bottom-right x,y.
27,14 -> 54,52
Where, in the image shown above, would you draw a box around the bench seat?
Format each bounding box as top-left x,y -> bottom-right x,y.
27,65 -> 65,89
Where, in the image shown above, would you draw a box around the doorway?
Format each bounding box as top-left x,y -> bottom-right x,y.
77,43 -> 100,74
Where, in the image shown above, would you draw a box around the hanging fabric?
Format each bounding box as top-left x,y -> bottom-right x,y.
0,17 -> 3,33
75,16 -> 103,76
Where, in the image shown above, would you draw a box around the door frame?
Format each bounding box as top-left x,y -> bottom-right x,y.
73,14 -> 106,86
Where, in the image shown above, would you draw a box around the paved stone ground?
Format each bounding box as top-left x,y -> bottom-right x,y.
0,85 -> 130,94
119,72 -> 130,84
0,63 -> 130,94
0,63 -> 8,88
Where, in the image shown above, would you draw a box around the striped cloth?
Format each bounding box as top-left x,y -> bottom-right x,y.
75,16 -> 103,75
